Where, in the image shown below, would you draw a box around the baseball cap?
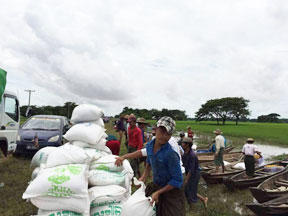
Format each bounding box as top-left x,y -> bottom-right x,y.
156,116 -> 176,135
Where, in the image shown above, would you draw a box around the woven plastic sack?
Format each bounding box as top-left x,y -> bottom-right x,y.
70,104 -> 104,123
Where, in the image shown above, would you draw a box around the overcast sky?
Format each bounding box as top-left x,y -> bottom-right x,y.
1,0 -> 288,118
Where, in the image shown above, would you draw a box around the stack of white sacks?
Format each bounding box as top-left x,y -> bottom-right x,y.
22,104 -> 134,216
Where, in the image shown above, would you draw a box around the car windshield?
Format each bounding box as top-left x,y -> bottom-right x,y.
22,117 -> 61,130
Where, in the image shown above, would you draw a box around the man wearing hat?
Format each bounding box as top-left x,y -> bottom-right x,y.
242,138 -> 262,178
127,115 -> 143,178
213,129 -> 225,173
139,116 -> 185,216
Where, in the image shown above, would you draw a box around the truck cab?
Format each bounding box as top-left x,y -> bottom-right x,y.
0,90 -> 20,156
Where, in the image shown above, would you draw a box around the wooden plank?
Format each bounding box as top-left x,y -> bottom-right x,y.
275,181 -> 288,187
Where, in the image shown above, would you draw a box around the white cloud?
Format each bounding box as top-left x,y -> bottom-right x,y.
1,0 -> 288,118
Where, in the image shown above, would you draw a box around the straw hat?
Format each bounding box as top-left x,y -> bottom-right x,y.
213,129 -> 222,135
247,138 -> 254,142
136,117 -> 147,124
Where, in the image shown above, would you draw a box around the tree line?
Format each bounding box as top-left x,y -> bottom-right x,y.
19,98 -> 285,124
117,107 -> 188,120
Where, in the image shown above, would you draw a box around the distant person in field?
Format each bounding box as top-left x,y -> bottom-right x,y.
127,115 -> 143,178
187,126 -> 194,139
123,114 -> 129,149
116,114 -> 126,144
213,129 -> 225,173
242,138 -> 262,178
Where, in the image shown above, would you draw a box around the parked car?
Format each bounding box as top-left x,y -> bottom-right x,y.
14,115 -> 70,156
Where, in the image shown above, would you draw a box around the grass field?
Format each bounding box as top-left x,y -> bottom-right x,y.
147,120 -> 288,146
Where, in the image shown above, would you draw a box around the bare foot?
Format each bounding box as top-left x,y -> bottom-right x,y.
204,197 -> 208,208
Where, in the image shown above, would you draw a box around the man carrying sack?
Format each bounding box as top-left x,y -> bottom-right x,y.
139,116 -> 185,216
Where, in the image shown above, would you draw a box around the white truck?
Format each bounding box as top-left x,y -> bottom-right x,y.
0,90 -> 20,156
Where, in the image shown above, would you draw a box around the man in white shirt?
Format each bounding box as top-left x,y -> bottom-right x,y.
242,138 -> 262,178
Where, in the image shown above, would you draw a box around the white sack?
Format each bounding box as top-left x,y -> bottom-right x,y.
71,141 -> 112,155
121,178 -> 156,216
89,170 -> 126,186
91,118 -> 105,128
45,144 -> 90,168
90,203 -> 122,216
23,164 -> 89,214
70,104 -> 104,123
233,162 -> 246,170
37,209 -> 89,216
223,161 -> 231,166
64,123 -> 106,145
71,139 -> 107,151
89,185 -> 126,207
32,167 -> 40,180
90,155 -> 124,172
31,147 -> 57,168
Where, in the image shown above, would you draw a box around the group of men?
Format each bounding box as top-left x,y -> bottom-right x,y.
115,116 -> 209,216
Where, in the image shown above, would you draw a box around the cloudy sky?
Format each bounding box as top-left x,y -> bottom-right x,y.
1,0 -> 288,118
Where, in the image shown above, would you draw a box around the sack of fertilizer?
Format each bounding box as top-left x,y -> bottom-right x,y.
31,147 -> 57,168
32,167 -> 40,180
45,144 -> 91,168
37,209 -> 89,216
80,147 -> 111,159
90,203 -> 123,216
89,185 -> 126,207
233,162 -> 246,170
90,155 -> 124,172
64,123 -> 106,145
89,170 -> 126,186
70,135 -> 108,151
70,104 -> 104,123
23,163 -> 90,214
121,178 -> 156,216
91,118 -> 105,128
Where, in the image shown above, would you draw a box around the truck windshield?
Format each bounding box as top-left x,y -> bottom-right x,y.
22,118 -> 61,130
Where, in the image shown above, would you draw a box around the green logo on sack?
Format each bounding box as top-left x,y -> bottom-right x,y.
92,204 -> 122,216
67,165 -> 82,175
96,164 -> 110,171
48,211 -> 82,216
48,174 -> 70,184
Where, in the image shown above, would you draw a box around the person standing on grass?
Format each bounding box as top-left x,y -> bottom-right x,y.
181,137 -> 208,210
213,129 -> 225,173
242,138 -> 262,178
127,115 -> 143,178
139,116 -> 185,216
116,114 -> 126,144
187,126 -> 194,139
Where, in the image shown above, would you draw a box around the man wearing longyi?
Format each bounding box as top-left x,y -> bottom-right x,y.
139,116 -> 185,216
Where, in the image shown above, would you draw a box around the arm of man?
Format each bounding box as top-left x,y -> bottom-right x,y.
150,184 -> 175,205
115,150 -> 143,166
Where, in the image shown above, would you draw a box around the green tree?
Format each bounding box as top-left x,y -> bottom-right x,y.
195,97 -> 250,125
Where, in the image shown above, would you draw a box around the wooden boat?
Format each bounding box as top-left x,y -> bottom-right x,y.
196,146 -> 235,155
246,195 -> 288,216
198,152 -> 242,163
224,161 -> 288,190
200,154 -> 244,172
249,163 -> 288,203
201,159 -> 245,184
